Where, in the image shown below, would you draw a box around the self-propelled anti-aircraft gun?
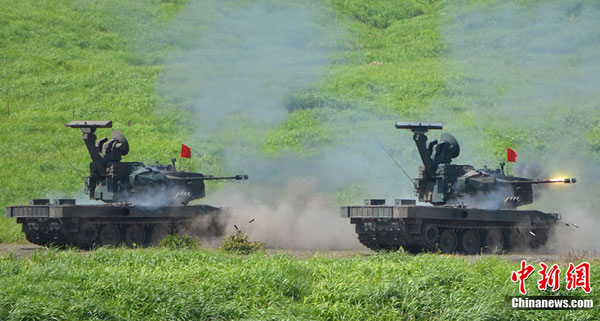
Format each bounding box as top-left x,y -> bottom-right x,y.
6,120 -> 248,247
400,121 -> 575,209
67,120 -> 247,205
341,122 -> 575,254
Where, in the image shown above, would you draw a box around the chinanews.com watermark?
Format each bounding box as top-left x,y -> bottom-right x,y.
509,296 -> 594,310
508,260 -> 595,310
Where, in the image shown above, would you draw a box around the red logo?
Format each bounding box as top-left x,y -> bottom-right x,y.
566,262 -> 591,293
537,263 -> 561,292
511,260 -> 592,295
511,260 -> 535,295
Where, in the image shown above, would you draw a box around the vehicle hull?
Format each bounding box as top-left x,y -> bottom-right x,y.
6,199 -> 228,247
341,201 -> 560,254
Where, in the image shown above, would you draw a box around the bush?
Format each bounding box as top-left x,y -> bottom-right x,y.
220,230 -> 264,254
333,0 -> 425,28
158,234 -> 200,249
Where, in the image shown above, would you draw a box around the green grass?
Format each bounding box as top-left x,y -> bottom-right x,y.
0,0 -> 195,242
0,248 -> 597,320
159,233 -> 200,249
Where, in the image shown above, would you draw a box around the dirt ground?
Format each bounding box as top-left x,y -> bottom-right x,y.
0,243 -> 43,258
0,243 -> 596,263
265,249 -> 598,263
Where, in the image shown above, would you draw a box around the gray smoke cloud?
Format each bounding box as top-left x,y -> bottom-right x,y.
202,120 -> 418,249
217,177 -> 360,249
158,0 -> 338,131
456,184 -> 516,210
436,1 -> 600,253
153,0 -> 600,252
156,0 -> 420,249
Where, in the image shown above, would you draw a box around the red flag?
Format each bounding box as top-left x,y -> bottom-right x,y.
181,144 -> 192,158
507,148 -> 517,162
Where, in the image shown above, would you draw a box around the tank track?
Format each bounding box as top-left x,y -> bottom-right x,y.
355,220 -> 551,254
20,216 -> 226,248
8,200 -> 231,248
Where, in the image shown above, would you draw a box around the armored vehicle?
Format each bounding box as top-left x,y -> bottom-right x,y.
5,120 -> 248,247
341,122 -> 575,254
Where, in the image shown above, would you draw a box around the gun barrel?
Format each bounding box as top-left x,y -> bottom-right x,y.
395,121 -> 443,132
515,178 -> 577,184
166,174 -> 249,181
202,175 -> 249,181
543,178 -> 576,184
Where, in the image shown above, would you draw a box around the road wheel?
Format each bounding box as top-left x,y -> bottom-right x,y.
79,223 -> 98,247
423,224 -> 440,247
99,224 -> 121,246
439,230 -> 458,254
508,229 -> 529,251
357,233 -> 378,250
23,219 -> 44,245
484,229 -> 505,254
125,225 -> 146,247
461,230 -> 481,255
148,224 -> 172,246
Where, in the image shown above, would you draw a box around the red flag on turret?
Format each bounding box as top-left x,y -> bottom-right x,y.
507,148 -> 517,162
181,144 -> 192,158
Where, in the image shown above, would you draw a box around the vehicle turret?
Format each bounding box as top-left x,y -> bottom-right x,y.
66,120 -> 248,205
395,121 -> 575,209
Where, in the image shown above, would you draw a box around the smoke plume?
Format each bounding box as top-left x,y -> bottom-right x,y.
154,0 -> 600,252
157,0 -> 417,249
436,1 -> 600,253
216,177 -> 359,249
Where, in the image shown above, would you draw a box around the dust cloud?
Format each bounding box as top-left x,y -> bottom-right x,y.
437,2 -> 600,253
157,0 -> 374,249
155,1 -> 600,252
214,177 -> 360,250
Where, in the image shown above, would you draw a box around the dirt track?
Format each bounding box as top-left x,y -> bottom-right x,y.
0,244 -> 43,258
0,243 -> 596,263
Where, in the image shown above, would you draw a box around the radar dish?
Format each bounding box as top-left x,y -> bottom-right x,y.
110,130 -> 129,156
440,133 -> 460,158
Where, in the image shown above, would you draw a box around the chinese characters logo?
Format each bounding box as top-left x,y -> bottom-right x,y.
511,260 -> 591,295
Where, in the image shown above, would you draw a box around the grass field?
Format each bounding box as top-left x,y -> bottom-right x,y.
0,247 -> 597,320
1,0 -> 599,319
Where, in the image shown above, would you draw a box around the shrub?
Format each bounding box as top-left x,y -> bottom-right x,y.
158,234 -> 200,249
220,230 -> 264,254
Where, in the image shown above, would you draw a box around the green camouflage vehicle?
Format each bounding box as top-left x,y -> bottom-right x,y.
5,121 -> 247,247
341,122 -> 575,254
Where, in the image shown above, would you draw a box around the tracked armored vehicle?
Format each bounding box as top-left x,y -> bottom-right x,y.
5,120 -> 248,248
341,122 -> 575,254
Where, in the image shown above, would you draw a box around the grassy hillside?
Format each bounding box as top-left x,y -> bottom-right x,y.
3,0 -> 599,242
0,0 -> 193,242
0,0 -> 450,242
0,248 -> 597,320
1,0 -> 599,320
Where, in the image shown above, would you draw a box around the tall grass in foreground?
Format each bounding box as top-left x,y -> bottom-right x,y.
0,248 -> 597,320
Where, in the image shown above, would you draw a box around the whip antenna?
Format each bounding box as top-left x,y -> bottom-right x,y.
373,136 -> 414,184
51,141 -> 85,180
